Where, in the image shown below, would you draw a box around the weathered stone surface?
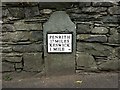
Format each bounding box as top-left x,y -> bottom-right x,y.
67,8 -> 81,14
108,6 -> 120,15
102,16 -> 118,23
98,60 -> 120,71
79,2 -> 91,7
14,21 -> 42,31
82,7 -> 107,13
77,24 -> 92,33
92,2 -> 113,7
8,7 -> 24,18
2,8 -> 11,17
25,7 -> 40,18
2,56 -> 22,63
12,44 -> 43,52
76,52 -> 97,71
2,32 -> 29,42
77,42 -> 113,56
40,9 -> 52,14
39,2 -> 72,10
2,62 -> 15,72
30,31 -> 43,42
2,46 -> 12,53
44,11 -> 76,75
70,14 -> 101,21
91,27 -> 108,34
23,53 -> 43,71
15,62 -> 23,69
77,34 -> 107,43
2,24 -> 15,32
109,28 -> 119,44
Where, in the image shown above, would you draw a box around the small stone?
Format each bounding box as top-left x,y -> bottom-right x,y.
91,27 -> 108,34
77,34 -> 107,43
15,62 -> 23,69
23,53 -> 44,72
41,9 -> 52,14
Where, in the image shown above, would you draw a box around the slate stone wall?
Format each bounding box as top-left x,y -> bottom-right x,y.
1,2 -> 120,73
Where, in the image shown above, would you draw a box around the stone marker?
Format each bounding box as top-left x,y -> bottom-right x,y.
43,11 -> 76,76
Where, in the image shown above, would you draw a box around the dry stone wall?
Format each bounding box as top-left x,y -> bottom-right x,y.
1,2 -> 120,73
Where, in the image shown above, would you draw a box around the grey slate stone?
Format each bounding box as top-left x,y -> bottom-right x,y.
2,62 -> 15,72
102,16 -> 118,23
8,7 -> 24,18
92,2 -> 113,7
77,42 -> 113,56
14,20 -> 42,31
98,60 -> 120,71
23,53 -> 44,72
25,7 -> 40,18
109,28 -> 119,44
82,7 -> 107,13
43,11 -> 76,75
91,27 -> 108,34
12,44 -> 43,53
2,56 -> 22,63
30,31 -> 43,42
77,24 -> 91,33
108,6 -> 120,15
77,34 -> 107,43
2,24 -> 15,32
76,52 -> 97,71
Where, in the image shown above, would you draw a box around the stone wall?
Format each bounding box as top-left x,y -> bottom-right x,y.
1,2 -> 120,73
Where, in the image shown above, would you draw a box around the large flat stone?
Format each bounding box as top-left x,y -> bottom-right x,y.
12,44 -> 43,53
76,52 -> 97,71
44,11 -> 76,75
98,60 -> 120,71
23,53 -> 44,72
14,21 -> 42,31
29,31 -> 43,42
77,34 -> 107,43
92,2 -> 113,7
2,56 -> 22,63
77,42 -> 113,56
109,28 -> 119,44
8,7 -> 24,18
